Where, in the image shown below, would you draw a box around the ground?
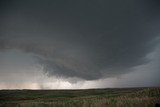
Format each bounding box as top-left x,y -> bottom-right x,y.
0,87 -> 160,107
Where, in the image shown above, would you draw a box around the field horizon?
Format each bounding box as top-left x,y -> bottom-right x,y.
0,87 -> 160,107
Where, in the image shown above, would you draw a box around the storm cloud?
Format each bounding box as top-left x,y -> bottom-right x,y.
0,0 -> 160,81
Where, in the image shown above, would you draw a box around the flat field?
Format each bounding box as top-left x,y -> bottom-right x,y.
0,87 -> 160,107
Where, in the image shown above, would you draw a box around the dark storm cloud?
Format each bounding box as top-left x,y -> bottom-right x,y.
0,0 -> 160,80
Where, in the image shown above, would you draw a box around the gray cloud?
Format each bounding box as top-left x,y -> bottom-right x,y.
0,0 -> 160,80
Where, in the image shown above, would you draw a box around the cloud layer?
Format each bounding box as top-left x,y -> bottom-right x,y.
0,0 -> 160,81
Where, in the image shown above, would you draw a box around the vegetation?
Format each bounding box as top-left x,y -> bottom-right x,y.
0,88 -> 159,107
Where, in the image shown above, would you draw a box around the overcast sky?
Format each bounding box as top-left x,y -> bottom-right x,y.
0,0 -> 160,89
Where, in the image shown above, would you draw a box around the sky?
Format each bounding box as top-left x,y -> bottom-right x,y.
0,0 -> 160,89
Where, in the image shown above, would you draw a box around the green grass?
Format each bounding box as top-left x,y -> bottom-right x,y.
0,88 -> 159,107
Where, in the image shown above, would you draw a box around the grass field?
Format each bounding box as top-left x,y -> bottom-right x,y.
0,87 -> 160,107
